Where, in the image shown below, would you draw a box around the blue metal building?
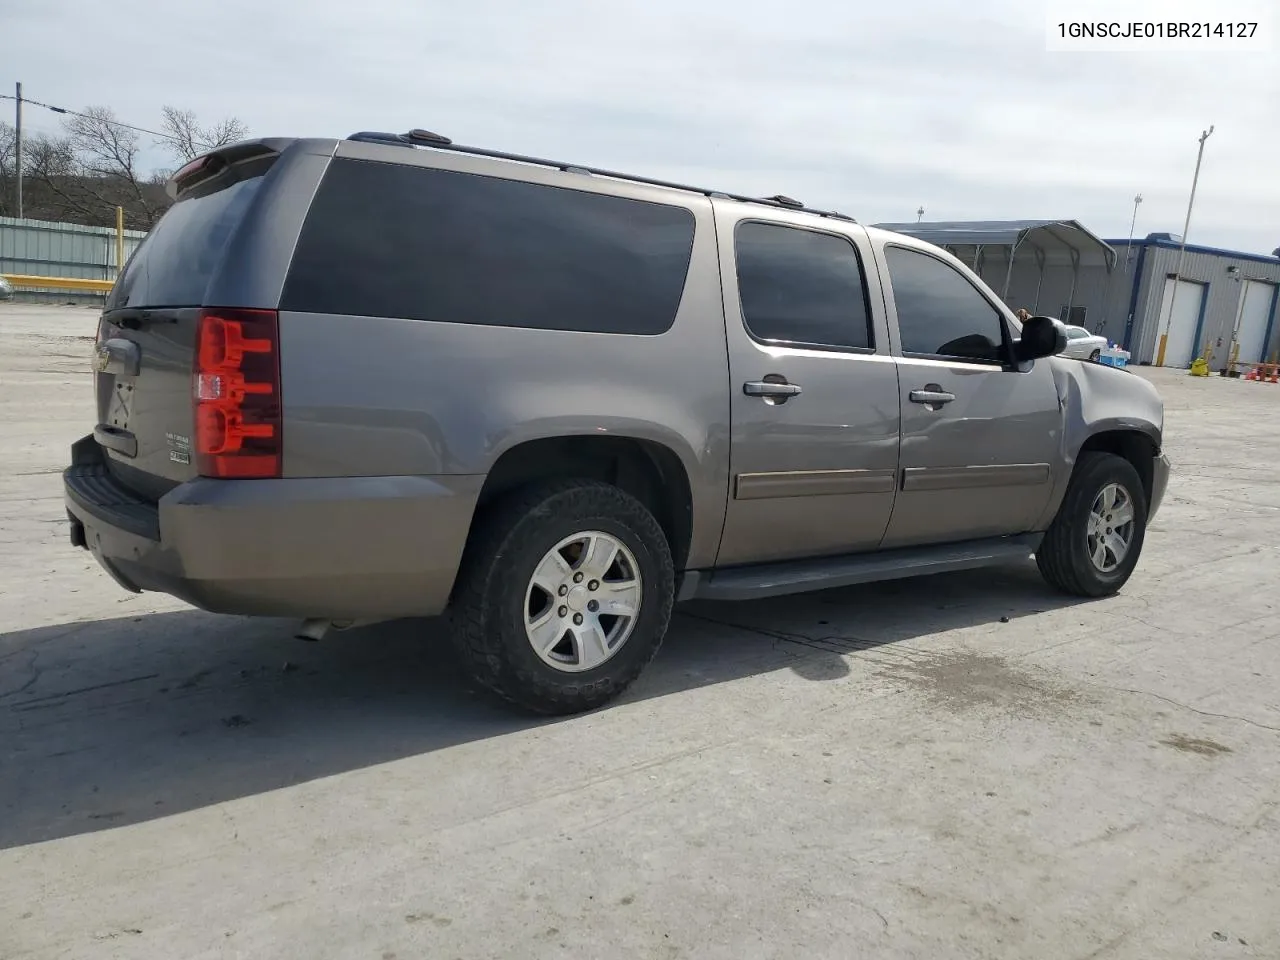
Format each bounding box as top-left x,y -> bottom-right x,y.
877,220 -> 1280,369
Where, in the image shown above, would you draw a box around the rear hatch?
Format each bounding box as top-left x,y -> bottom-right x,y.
94,143 -> 282,499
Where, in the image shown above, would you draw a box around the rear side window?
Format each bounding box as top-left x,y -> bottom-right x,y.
281,159 -> 696,335
110,175 -> 264,309
734,221 -> 873,351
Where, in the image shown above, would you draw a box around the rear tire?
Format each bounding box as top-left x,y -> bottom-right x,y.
448,479 -> 674,715
1037,452 -> 1147,597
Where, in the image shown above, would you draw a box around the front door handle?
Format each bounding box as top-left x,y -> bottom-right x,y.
744,378 -> 802,403
909,385 -> 957,407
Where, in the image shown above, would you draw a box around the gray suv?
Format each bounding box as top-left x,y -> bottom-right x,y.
65,129 -> 1170,714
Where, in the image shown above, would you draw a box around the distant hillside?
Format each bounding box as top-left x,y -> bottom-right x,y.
0,173 -> 171,232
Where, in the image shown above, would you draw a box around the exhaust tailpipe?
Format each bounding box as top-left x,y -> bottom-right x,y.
295,618 -> 331,642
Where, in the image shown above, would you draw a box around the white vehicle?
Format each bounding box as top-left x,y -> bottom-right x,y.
1060,325 -> 1108,361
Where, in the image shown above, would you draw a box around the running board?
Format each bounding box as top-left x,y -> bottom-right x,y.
683,534 -> 1043,602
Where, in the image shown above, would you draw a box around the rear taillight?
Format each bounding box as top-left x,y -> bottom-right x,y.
193,308 -> 282,479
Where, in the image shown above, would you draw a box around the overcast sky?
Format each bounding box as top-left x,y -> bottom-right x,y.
6,0 -> 1278,254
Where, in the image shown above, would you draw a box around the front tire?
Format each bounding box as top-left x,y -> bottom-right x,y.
1037,452 -> 1148,597
448,479 -> 675,715
1089,349 -> 1102,361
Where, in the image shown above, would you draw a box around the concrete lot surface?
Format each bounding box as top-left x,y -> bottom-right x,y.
1,303 -> 1278,959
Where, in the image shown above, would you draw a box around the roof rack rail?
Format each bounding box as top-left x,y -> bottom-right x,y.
406,129 -> 453,145
346,131 -> 414,148
347,129 -> 454,148
341,130 -> 856,223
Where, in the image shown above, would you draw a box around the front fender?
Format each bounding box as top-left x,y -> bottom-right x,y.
1054,358 -> 1164,451
1032,358 -> 1165,529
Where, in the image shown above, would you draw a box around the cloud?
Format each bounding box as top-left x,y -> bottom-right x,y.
6,0 -> 1277,252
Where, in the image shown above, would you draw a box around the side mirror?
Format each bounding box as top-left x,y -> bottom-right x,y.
1014,315 -> 1068,362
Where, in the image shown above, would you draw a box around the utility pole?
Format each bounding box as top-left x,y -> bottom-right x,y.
14,82 -> 23,219
1125,193 -> 1142,270
1156,125 -> 1214,367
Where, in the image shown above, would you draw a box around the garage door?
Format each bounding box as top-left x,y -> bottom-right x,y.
1156,277 -> 1206,368
1234,280 -> 1278,365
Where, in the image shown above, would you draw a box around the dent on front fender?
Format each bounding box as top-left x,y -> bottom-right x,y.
1050,358 -> 1164,457
1030,358 -> 1165,531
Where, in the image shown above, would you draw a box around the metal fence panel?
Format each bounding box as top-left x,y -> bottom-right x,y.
0,215 -> 148,304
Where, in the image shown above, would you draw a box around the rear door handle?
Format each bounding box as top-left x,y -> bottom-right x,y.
744,379 -> 802,400
909,388 -> 956,406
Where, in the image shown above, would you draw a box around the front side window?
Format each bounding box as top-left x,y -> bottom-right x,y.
885,246 -> 1008,364
734,221 -> 873,351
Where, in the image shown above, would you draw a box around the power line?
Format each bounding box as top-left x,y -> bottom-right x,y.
0,92 -> 209,147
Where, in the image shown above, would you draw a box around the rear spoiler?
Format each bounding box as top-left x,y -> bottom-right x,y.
166,138 -> 297,200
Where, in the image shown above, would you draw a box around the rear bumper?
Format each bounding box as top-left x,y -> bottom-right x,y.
64,435 -> 482,620
1149,451 -> 1170,521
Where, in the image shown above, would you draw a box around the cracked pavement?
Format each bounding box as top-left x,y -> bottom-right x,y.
1,303 -> 1278,959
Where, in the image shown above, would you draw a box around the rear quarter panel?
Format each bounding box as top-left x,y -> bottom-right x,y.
276,159 -> 731,568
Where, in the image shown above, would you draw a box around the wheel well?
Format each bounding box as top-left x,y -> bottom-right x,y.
1078,430 -> 1157,504
475,436 -> 694,570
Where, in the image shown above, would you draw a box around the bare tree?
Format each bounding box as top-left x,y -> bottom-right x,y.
0,122 -> 13,177
0,118 -> 113,221
24,131 -> 121,225
159,106 -> 249,163
0,121 -> 14,215
0,124 -> 106,223
0,105 -> 248,228
61,106 -> 168,224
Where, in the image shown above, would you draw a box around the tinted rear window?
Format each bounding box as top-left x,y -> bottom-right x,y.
110,175 -> 263,309
280,159 -> 696,335
734,221 -> 873,351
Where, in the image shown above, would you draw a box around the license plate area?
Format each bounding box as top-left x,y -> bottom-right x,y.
105,380 -> 135,434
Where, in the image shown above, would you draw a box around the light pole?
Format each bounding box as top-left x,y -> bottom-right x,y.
1155,125 -> 1214,367
1124,193 -> 1142,270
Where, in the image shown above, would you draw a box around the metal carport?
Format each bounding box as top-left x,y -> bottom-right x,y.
872,219 -> 1119,320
